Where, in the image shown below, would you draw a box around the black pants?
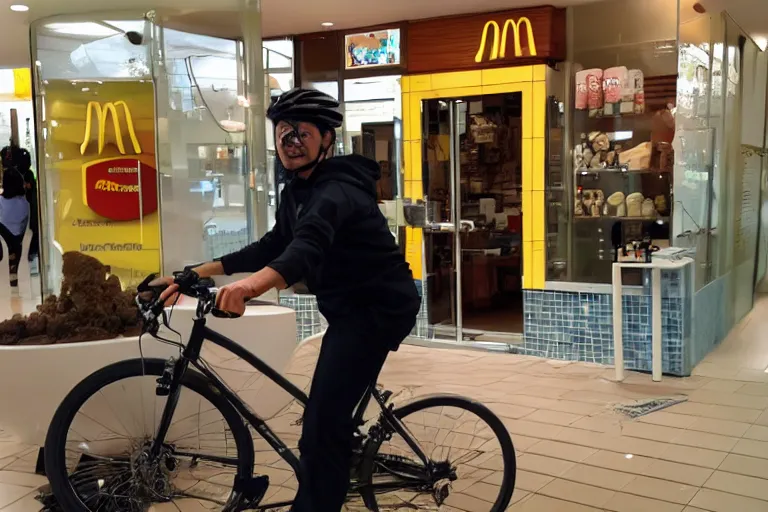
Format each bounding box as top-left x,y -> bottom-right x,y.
292,313 -> 407,511
0,222 -> 22,276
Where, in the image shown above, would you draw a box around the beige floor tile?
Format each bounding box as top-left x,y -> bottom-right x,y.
692,362 -> 740,380
620,475 -> 698,504
503,470 -> 554,492
538,478 -> 616,508
686,417 -> 751,437
561,390 -> 629,406
687,389 -> 768,410
510,488 -> 531,505
757,411 -> 768,427
732,439 -> 768,460
561,463 -> 637,490
527,440 -> 597,463
640,460 -> 714,487
502,394 -> 605,416
0,472 -> 45,489
737,383 -> 768,397
689,488 -> 768,512
502,419 -> 564,441
516,453 -> 576,477
570,415 -> 624,435
583,450 -> 655,475
443,491 -> 495,511
461,481 -> 500,503
488,403 -> 538,420
735,369 -> 768,383
665,402 -> 762,423
701,379 -> 747,393
622,422 -> 682,443
670,430 -> 738,452
719,454 -> 768,480
658,443 -> 728,469
510,435 -> 543,453
517,386 -> 572,399
557,428 -> 667,459
638,412 -> 697,429
509,494 -> 604,511
681,508 -> 709,512
0,491 -> 40,512
0,483 -> 32,509
744,425 -> 768,442
704,470 -> 768,501
603,492 -> 685,512
523,409 -> 583,426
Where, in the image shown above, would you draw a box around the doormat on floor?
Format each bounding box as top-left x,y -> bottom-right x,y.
612,395 -> 688,418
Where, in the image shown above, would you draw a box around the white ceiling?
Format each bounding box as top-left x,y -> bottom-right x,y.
0,0 -> 765,68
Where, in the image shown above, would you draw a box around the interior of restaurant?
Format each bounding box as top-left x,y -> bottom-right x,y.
423,92 -> 524,337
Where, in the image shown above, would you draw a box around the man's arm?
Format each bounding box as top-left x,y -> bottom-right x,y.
266,182 -> 353,287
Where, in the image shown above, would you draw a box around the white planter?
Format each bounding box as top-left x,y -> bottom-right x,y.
0,300 -> 297,447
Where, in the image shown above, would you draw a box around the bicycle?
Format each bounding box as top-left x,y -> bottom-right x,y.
43,271 -> 517,511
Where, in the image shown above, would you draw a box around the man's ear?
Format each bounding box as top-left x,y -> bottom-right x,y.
322,130 -> 335,148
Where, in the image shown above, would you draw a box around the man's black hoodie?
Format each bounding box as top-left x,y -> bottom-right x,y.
219,154 -> 420,346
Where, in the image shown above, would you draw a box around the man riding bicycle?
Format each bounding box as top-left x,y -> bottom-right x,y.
161,87 -> 421,511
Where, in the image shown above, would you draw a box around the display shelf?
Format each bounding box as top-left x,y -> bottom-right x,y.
576,168 -> 671,175
574,216 -> 670,222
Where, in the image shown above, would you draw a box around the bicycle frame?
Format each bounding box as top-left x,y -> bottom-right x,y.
149,315 -> 430,477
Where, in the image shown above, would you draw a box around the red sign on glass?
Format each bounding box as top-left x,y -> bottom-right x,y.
83,158 -> 158,221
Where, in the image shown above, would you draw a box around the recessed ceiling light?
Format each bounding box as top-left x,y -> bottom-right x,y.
321,22 -> 334,27
10,5 -> 29,12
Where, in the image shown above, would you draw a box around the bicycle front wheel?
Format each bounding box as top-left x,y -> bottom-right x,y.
44,358 -> 255,512
359,395 -> 516,511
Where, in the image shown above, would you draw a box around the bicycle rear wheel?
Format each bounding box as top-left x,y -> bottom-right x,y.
359,395 -> 516,511
44,358 -> 255,512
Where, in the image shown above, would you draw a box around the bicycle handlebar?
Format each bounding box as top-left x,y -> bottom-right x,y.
135,270 -> 245,334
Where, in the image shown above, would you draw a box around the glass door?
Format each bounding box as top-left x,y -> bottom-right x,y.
422,93 -> 526,345
422,99 -> 461,342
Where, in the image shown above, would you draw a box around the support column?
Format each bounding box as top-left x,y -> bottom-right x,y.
241,0 -> 269,240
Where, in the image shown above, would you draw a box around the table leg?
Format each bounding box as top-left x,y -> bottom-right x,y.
612,264 -> 624,382
652,267 -> 662,382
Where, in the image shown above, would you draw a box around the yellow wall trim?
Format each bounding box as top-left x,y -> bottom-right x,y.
401,64 -> 547,289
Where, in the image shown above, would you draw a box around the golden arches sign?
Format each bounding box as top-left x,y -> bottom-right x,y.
81,101 -> 142,156
474,18 -> 537,63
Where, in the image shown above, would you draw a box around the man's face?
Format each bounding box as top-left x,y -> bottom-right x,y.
275,120 -> 331,171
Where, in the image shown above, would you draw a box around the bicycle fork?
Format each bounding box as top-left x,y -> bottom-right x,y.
149,318 -> 206,458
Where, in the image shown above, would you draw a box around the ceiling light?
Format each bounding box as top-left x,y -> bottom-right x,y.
755,36 -> 768,52
10,5 -> 29,12
321,22 -> 334,27
46,22 -> 118,37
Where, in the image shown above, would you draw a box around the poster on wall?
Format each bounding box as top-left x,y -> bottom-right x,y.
45,81 -> 161,287
344,29 -> 401,70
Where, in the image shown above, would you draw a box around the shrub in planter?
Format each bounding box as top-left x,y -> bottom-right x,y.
0,252 -> 141,345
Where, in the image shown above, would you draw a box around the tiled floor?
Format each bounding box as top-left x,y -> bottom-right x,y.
3,297 -> 768,510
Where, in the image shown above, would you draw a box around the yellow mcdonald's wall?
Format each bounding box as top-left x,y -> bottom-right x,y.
44,80 -> 160,287
401,64 -> 547,290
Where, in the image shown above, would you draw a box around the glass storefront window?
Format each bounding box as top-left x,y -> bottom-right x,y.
154,27 -> 249,273
264,38 -> 294,226
33,16 -> 158,292
551,0 -> 679,284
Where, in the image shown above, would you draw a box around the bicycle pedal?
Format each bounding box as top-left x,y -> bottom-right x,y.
234,475 -> 269,510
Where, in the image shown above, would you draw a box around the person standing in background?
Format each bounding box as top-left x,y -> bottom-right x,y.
0,168 -> 29,286
1,145 -> 37,261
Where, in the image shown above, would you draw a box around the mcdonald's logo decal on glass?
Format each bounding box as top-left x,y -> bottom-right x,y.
475,17 -> 537,63
81,101 -> 142,156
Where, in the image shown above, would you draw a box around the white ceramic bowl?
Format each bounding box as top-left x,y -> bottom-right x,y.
0,299 -> 297,447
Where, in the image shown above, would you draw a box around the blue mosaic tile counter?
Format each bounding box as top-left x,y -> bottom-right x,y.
524,264 -> 695,376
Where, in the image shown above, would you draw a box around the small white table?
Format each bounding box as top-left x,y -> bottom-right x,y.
612,258 -> 693,382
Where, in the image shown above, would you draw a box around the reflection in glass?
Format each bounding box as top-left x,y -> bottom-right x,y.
154,26 -> 251,273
